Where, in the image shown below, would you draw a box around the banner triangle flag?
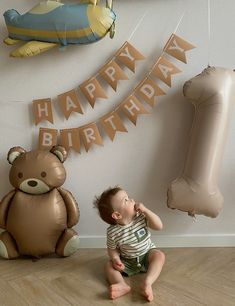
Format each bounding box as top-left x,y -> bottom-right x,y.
120,95 -> 149,125
33,98 -> 53,125
58,90 -> 83,120
79,123 -> 103,152
80,78 -> 107,108
116,42 -> 145,72
38,128 -> 57,150
151,56 -> 181,87
60,128 -> 81,153
99,60 -> 129,91
135,77 -> 166,107
164,34 -> 196,63
100,111 -> 127,141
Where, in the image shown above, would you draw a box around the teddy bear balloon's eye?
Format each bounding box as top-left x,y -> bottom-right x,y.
41,171 -> 47,178
18,172 -> 23,178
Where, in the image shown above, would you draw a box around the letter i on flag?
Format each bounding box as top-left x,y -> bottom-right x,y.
60,128 -> 81,153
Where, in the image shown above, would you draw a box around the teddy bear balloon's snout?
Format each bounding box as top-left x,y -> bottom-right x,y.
19,178 -> 50,195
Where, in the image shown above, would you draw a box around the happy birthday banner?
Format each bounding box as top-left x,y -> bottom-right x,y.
33,41 -> 145,123
37,34 -> 195,152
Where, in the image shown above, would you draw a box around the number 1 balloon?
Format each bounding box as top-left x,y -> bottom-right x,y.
3,0 -> 116,57
167,67 -> 235,218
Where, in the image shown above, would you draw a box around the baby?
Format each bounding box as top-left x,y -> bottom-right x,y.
94,186 -> 165,302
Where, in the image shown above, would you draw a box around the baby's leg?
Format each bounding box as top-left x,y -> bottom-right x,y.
140,249 -> 165,302
104,260 -> 131,300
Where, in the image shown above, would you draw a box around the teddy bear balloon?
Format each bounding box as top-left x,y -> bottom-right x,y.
0,146 -> 80,259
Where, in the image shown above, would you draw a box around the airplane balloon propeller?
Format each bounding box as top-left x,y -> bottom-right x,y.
3,0 -> 116,57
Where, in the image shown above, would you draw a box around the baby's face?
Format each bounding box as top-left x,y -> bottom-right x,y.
112,190 -> 136,220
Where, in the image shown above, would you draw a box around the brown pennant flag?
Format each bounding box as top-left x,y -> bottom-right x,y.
100,60 -> 128,91
79,122 -> 103,152
164,34 -> 195,63
57,90 -> 83,120
79,77 -> 107,108
33,98 -> 53,125
38,128 -> 57,150
116,42 -> 145,72
100,111 -> 127,141
120,95 -> 149,125
151,56 -> 181,87
135,77 -> 166,107
60,128 -> 80,153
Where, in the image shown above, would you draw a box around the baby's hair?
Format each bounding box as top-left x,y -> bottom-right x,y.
94,186 -> 122,225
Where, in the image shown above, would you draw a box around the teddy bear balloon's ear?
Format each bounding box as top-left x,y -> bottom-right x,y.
50,145 -> 67,163
7,146 -> 26,164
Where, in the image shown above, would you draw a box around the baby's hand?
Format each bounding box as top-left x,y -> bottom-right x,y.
135,202 -> 147,214
112,257 -> 125,272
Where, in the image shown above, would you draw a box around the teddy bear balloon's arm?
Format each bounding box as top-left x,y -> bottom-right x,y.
0,190 -> 16,229
58,187 -> 80,228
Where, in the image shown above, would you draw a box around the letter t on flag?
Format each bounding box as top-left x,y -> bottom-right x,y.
33,98 -> 53,125
100,112 -> 127,141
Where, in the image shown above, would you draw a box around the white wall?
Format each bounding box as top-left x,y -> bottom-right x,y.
0,0 -> 235,247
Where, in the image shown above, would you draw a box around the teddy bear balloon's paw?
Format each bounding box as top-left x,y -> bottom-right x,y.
0,241 -> 9,259
63,235 -> 80,257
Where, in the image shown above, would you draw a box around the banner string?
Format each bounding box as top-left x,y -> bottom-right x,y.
207,0 -> 211,66
161,6 -> 186,54
173,9 -> 186,34
87,7 -> 149,80
128,8 -> 149,41
91,41 -> 129,79
88,5 -> 150,81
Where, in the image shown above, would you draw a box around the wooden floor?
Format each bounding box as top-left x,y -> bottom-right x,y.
0,248 -> 234,306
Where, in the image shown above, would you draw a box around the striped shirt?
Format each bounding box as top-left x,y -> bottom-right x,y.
107,212 -> 155,259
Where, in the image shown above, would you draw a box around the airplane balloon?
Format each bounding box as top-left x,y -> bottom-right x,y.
3,0 -> 116,57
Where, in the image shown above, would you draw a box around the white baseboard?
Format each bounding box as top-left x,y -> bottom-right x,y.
79,234 -> 235,248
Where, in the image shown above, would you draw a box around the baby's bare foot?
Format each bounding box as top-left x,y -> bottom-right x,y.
109,283 -> 131,300
140,283 -> 153,302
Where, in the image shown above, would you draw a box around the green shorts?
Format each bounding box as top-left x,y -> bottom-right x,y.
120,249 -> 156,277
